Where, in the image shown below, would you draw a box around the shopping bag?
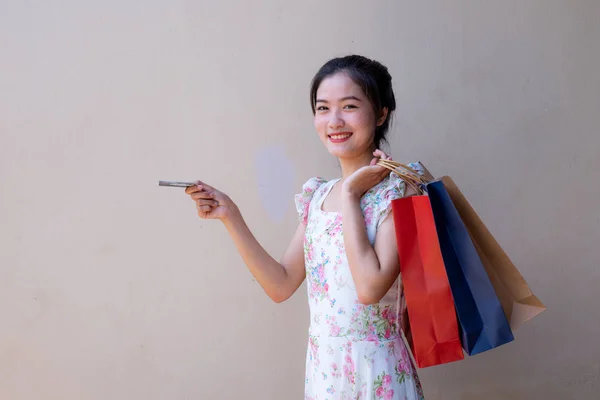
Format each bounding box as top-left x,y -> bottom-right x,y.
408,161 -> 546,330
441,176 -> 546,330
426,180 -> 514,355
391,194 -> 464,368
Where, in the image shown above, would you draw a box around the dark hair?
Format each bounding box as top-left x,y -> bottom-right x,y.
310,55 -> 396,149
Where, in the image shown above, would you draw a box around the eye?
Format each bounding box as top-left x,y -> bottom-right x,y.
316,106 -> 329,111
344,104 -> 358,109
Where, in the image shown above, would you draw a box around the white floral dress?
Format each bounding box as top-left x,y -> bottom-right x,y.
295,173 -> 424,400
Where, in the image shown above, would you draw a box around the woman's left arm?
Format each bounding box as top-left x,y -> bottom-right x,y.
341,192 -> 401,305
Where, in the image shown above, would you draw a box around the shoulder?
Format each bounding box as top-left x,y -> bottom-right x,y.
365,172 -> 406,204
367,161 -> 424,201
298,177 -> 329,196
365,161 -> 424,227
294,177 -> 329,224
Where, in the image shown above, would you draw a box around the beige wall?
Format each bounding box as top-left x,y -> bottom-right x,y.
1,1 -> 599,399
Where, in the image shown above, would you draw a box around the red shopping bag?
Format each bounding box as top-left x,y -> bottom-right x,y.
392,195 -> 464,368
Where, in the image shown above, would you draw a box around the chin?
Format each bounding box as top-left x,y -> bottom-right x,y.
326,145 -> 360,159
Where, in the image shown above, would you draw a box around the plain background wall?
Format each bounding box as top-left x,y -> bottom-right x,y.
1,0 -> 599,399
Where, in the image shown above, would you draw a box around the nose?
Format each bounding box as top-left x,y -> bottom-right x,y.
328,110 -> 345,130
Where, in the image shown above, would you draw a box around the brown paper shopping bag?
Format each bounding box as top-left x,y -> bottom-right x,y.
441,175 -> 546,330
407,161 -> 546,330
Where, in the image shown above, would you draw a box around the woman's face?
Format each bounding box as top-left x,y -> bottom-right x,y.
313,71 -> 386,159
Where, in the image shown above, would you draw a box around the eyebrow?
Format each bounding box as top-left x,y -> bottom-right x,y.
315,96 -> 362,103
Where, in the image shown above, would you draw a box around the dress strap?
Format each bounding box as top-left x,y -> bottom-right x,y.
315,178 -> 340,212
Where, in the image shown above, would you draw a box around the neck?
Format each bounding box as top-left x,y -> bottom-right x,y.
338,149 -> 375,181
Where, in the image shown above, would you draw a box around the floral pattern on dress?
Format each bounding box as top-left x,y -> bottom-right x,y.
295,172 -> 425,400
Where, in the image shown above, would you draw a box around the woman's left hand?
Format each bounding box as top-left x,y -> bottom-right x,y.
341,149 -> 392,199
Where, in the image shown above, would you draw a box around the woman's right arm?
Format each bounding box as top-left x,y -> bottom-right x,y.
186,181 -> 306,303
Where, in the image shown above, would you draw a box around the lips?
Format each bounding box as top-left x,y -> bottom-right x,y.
328,132 -> 353,142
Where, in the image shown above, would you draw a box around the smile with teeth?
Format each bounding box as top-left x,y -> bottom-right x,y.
329,132 -> 353,140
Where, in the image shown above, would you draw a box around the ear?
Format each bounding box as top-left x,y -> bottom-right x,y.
376,107 -> 389,127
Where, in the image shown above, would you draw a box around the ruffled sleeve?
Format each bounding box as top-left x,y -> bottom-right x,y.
375,162 -> 424,227
294,177 -> 327,224
374,173 -> 406,227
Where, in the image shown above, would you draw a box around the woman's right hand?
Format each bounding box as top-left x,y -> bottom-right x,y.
185,180 -> 307,304
185,181 -> 238,221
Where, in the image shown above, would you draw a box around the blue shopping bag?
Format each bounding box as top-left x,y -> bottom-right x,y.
426,179 -> 514,356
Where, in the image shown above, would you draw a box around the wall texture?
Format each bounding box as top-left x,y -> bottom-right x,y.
1,1 -> 598,399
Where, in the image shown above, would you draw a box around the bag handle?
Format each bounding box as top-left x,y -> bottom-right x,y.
376,159 -> 429,195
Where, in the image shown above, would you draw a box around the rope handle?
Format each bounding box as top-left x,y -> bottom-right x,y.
376,159 -> 429,195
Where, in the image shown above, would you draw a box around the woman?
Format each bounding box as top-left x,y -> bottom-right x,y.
186,55 -> 424,399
